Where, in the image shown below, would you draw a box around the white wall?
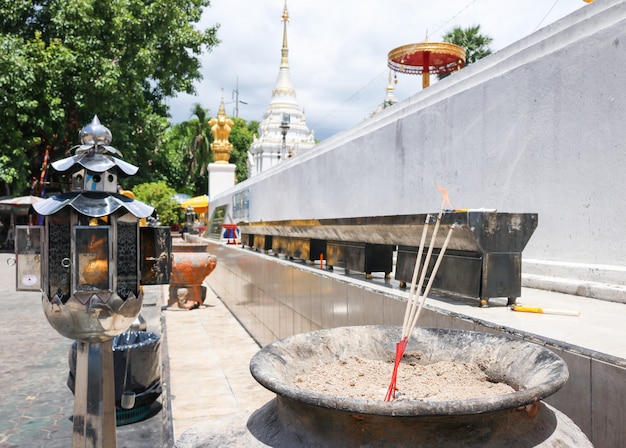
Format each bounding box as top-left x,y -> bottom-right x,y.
210,0 -> 626,297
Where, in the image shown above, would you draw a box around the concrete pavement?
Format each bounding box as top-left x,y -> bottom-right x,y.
0,281 -> 76,448
163,286 -> 273,443
0,252 -> 167,448
0,250 -> 271,447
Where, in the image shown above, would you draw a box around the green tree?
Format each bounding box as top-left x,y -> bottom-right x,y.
0,0 -> 219,196
155,114 -> 258,193
151,121 -> 196,194
229,118 -> 258,183
438,25 -> 493,81
132,181 -> 180,226
152,104 -> 213,196
185,104 -> 213,187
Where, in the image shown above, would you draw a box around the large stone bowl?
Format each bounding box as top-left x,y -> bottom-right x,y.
248,325 -> 592,447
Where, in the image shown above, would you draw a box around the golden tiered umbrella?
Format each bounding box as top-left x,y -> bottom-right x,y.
388,41 -> 466,89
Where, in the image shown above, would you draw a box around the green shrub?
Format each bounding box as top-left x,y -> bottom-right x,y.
132,181 -> 181,226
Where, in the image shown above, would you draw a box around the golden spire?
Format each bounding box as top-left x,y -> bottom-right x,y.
387,70 -> 395,92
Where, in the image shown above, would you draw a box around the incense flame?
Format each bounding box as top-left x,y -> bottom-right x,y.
436,184 -> 452,210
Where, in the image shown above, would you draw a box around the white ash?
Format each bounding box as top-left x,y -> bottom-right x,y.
294,356 -> 515,402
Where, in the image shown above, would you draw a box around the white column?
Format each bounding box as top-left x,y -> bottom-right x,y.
208,163 -> 236,199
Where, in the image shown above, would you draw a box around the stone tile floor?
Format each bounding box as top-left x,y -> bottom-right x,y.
0,253 -> 166,447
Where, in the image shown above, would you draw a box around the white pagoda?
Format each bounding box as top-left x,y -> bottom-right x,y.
247,1 -> 315,177
371,71 -> 399,117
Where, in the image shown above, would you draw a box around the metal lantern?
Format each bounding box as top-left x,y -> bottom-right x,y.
13,115 -> 171,448
185,206 -> 196,233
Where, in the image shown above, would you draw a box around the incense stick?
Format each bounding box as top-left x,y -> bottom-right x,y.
511,305 -> 580,316
407,224 -> 456,336
403,211 -> 442,339
386,214 -> 434,402
386,186 -> 453,402
386,219 -> 456,401
401,214 -> 431,336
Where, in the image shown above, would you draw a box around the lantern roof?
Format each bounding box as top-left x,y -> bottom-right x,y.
36,115 -> 153,216
33,192 -> 154,218
51,152 -> 138,177
52,115 -> 137,177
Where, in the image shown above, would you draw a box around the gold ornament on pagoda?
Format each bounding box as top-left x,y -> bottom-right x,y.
209,100 -> 234,163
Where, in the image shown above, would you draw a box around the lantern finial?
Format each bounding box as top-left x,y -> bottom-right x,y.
80,115 -> 113,147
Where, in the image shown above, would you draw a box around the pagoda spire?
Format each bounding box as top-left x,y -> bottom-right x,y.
246,0 -> 315,176
281,1 -> 289,66
271,1 -> 296,101
370,71 -> 398,117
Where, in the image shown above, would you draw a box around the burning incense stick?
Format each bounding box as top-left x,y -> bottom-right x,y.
407,224 -> 457,335
402,204 -> 448,336
401,214 -> 431,337
385,223 -> 456,401
403,212 -> 441,339
386,186 -> 454,401
388,214 -> 432,402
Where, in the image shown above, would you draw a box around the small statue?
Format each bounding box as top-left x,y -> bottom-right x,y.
209,99 -> 234,163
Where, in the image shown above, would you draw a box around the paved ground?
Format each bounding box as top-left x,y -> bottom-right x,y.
0,252 -> 168,447
164,288 -> 273,443
0,251 -> 271,448
0,285 -> 76,448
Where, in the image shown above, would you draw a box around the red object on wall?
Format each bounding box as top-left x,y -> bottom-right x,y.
222,224 -> 239,245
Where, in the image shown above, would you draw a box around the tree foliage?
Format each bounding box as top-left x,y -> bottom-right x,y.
186,104 -> 212,181
229,117 -> 258,183
132,181 -> 180,226
152,106 -> 213,196
151,121 -> 198,194
0,0 -> 219,196
154,108 -> 258,194
438,25 -> 493,81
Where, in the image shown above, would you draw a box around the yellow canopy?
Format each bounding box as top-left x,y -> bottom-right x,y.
180,195 -> 209,211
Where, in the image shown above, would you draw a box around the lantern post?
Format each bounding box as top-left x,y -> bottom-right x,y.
14,116 -> 172,447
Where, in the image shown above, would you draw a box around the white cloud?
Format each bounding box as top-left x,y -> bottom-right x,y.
168,0 -> 587,141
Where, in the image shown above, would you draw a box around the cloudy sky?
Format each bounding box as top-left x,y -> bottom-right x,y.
167,0 -> 588,141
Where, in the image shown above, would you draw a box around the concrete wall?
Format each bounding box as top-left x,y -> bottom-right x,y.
205,241 -> 626,448
209,0 -> 626,301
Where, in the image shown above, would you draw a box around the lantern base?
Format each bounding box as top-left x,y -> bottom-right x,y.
42,290 -> 143,342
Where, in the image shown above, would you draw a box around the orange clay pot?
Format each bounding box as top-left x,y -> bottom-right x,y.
169,242 -> 217,306
170,247 -> 216,285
